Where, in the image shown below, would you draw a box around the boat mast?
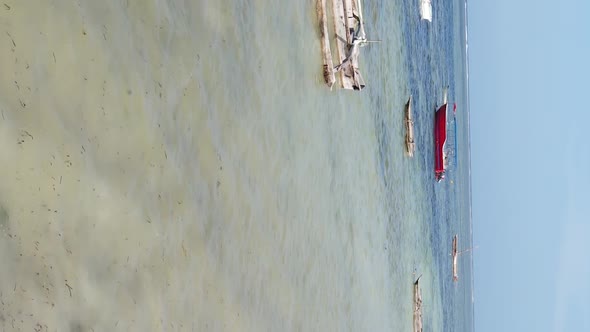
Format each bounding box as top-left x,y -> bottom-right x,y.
458,246 -> 478,255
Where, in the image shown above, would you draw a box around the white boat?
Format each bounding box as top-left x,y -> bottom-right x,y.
452,235 -> 459,281
420,0 -> 432,22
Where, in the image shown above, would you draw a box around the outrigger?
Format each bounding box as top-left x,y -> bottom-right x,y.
316,0 -> 380,90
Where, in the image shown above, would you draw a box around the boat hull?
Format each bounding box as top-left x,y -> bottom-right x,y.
405,96 -> 415,157
413,276 -> 423,332
420,0 -> 432,22
452,235 -> 458,281
315,0 -> 366,90
434,104 -> 447,181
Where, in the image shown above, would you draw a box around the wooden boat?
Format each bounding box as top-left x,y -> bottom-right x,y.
405,95 -> 415,157
316,0 -> 378,90
316,0 -> 336,88
413,275 -> 423,332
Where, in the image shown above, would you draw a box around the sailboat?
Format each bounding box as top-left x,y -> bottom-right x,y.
452,235 -> 459,281
451,234 -> 476,282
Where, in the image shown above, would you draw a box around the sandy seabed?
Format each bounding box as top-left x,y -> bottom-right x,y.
0,1 -> 400,331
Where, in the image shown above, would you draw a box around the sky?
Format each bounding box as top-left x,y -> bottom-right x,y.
468,0 -> 590,331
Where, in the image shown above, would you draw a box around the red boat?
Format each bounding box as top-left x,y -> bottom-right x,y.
434,102 -> 449,182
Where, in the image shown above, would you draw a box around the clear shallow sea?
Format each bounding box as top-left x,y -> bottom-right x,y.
0,0 -> 471,331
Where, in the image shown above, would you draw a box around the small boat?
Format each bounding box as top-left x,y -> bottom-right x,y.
316,0 -> 378,90
434,88 -> 451,182
420,0 -> 432,22
451,234 -> 477,282
452,235 -> 459,282
413,275 -> 423,332
452,105 -> 458,166
405,95 -> 415,157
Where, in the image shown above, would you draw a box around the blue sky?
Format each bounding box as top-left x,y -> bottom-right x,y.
469,0 -> 590,331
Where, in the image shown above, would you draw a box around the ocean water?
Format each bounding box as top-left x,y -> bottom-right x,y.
0,0 -> 472,331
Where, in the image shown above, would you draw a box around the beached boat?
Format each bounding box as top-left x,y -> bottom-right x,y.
413,275 -> 423,332
405,95 -> 415,157
420,0 -> 432,22
316,0 -> 378,90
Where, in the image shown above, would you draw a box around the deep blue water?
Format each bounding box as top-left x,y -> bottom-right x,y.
365,0 -> 473,330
